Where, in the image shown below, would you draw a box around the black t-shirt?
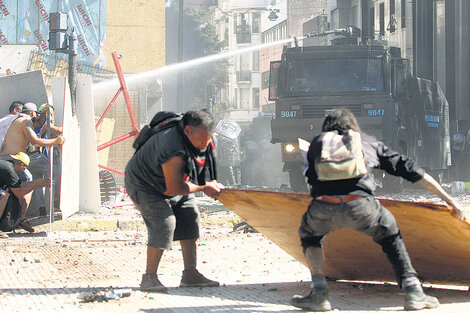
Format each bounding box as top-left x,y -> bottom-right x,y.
125,125 -> 188,198
0,160 -> 21,190
306,132 -> 425,197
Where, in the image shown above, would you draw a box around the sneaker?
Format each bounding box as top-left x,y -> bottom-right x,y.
140,273 -> 167,293
404,285 -> 439,310
0,230 -> 8,239
19,219 -> 35,233
290,287 -> 332,311
179,269 -> 220,287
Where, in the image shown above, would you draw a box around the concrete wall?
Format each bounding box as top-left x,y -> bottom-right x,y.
103,0 -> 165,73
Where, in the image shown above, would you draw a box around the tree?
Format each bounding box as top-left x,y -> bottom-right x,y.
165,4 -> 228,111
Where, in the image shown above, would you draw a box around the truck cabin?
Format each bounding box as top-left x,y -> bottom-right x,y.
270,45 -> 408,100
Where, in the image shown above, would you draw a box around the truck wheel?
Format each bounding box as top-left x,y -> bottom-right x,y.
99,169 -> 117,207
289,168 -> 308,193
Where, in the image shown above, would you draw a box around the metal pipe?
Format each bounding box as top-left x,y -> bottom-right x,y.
97,131 -> 138,151
112,52 -> 140,136
98,164 -> 125,176
95,88 -> 123,129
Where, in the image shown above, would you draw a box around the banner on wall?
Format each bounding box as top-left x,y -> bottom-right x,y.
0,0 -> 106,67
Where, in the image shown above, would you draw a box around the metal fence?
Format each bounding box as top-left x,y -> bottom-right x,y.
28,50 -> 115,88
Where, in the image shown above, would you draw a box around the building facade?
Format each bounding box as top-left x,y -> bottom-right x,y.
206,0 -> 270,126
259,0 -> 327,113
259,0 -> 287,113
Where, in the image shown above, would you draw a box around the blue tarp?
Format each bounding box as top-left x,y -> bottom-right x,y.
0,0 -> 106,67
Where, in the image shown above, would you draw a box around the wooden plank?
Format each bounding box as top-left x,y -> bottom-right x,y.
52,77 -> 80,219
76,76 -> 101,213
217,189 -> 470,285
0,70 -> 48,116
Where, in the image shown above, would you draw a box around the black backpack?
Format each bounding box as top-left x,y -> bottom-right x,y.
132,111 -> 183,152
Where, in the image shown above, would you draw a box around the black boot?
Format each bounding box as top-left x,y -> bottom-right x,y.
403,284 -> 439,310
290,286 -> 332,311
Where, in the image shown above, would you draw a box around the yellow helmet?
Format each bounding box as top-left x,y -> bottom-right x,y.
10,152 -> 30,166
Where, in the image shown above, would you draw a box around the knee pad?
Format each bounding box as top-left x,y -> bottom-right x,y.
301,236 -> 324,252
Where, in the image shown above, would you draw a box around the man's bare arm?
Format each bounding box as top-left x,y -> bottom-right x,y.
417,173 -> 466,220
23,119 -> 64,147
162,156 -> 204,196
10,178 -> 50,198
162,156 -> 220,198
39,124 -> 62,137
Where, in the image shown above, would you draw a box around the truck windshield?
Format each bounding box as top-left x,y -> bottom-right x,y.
288,58 -> 384,94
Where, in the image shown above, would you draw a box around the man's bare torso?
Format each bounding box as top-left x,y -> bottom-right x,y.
0,116 -> 32,155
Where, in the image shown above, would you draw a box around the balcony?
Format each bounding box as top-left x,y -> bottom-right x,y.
236,70 -> 251,82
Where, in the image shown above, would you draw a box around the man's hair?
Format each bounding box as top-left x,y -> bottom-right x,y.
322,108 -> 361,135
183,109 -> 216,132
9,101 -> 24,114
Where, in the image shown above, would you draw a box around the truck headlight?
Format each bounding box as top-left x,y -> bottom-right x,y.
285,143 -> 296,153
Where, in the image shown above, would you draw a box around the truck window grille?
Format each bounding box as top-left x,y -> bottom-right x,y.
301,104 -> 363,118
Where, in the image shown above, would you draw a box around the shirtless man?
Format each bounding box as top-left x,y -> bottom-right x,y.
0,102 -> 65,232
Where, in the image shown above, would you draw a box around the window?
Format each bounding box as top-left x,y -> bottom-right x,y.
240,88 -> 250,109
389,0 -> 396,32
262,71 -> 270,89
252,13 -> 260,33
252,51 -> 259,72
401,0 -> 406,28
369,7 -> 375,39
288,59 -> 385,94
252,88 -> 259,110
379,3 -> 385,36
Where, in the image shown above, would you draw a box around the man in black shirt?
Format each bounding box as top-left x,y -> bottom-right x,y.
291,109 -> 465,311
125,110 -> 221,293
0,152 -> 50,238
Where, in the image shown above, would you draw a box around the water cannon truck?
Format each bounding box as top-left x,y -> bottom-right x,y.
269,26 -> 450,192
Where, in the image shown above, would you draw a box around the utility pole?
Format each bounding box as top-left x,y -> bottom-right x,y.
48,12 -> 77,115
177,0 -> 184,112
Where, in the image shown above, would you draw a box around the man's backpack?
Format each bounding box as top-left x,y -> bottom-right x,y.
315,130 -> 367,181
132,111 -> 183,152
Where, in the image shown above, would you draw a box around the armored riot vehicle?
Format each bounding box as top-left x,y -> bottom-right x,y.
269,27 -> 450,192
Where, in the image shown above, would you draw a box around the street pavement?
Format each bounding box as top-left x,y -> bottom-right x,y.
0,197 -> 469,313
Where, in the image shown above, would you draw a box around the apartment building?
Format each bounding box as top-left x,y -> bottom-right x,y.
207,0 -> 270,126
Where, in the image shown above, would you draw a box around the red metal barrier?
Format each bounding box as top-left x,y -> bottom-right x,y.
96,52 -> 140,176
